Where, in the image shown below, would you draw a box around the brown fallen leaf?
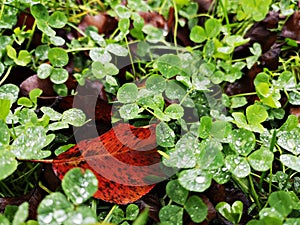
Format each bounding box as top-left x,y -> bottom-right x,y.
282,11 -> 300,41
78,13 -> 118,35
0,185 -> 46,219
290,106 -> 300,120
234,11 -> 279,58
139,11 -> 167,29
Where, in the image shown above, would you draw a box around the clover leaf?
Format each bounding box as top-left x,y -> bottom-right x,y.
185,195 -> 208,223
156,122 -> 175,147
179,169 -> 212,192
254,72 -> 281,108
0,150 -> 18,181
248,147 -> 274,171
166,180 -> 189,205
48,48 -> 69,67
163,133 -> 198,168
31,4 -> 49,21
277,128 -> 300,155
216,201 -> 243,225
6,45 -> 31,66
280,154 -> 300,173
190,18 -> 221,43
159,205 -> 183,225
62,168 -> 98,205
239,0 -> 272,21
117,83 -> 138,103
225,155 -> 251,178
229,129 -> 256,156
232,104 -> 268,133
37,192 -> 73,225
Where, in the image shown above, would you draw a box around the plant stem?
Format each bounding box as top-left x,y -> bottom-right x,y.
109,27 -> 120,40
125,36 -> 136,77
66,47 -> 95,53
228,92 -> 257,98
157,150 -> 170,159
10,163 -> 40,183
0,181 -> 15,196
232,176 -> 249,194
0,65 -> 13,86
91,199 -> 97,215
218,0 -> 230,34
171,0 -> 178,54
159,0 -> 168,15
144,107 -> 165,121
38,181 -> 52,194
0,0 -> 6,22
180,87 -> 195,105
103,205 -> 117,223
67,22 -> 87,36
191,13 -> 212,19
268,130 -> 276,194
249,174 -> 262,210
17,158 -> 54,164
26,19 -> 37,50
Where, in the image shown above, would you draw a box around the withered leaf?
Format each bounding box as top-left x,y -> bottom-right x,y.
282,11 -> 300,41
78,13 -> 118,35
0,185 -> 46,219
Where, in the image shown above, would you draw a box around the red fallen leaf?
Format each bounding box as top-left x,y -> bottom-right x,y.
53,123 -> 165,204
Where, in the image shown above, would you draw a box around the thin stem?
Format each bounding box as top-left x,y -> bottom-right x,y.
258,171 -> 266,193
67,22 -> 86,37
66,47 -> 95,53
228,92 -> 257,98
103,205 -> 118,223
218,0 -> 230,34
68,11 -> 90,23
91,199 -> 97,215
191,13 -> 213,19
249,174 -> 262,210
10,163 -> 40,183
39,181 -> 52,194
0,181 -> 15,196
17,158 -> 54,164
0,65 -> 13,86
157,150 -> 170,159
159,0 -> 168,15
282,89 -> 290,108
125,36 -> 136,77
269,165 -> 273,195
144,107 -> 165,121
180,88 -> 195,105
109,27 -> 120,40
0,0 -> 6,22
171,0 -> 178,53
26,19 -> 37,50
94,0 -> 105,9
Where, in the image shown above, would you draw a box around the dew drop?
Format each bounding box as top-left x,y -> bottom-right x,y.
54,210 -> 67,223
42,214 -> 53,224
195,176 -> 206,183
287,139 -> 296,150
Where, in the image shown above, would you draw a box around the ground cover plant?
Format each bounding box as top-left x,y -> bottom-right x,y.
1,0 -> 300,224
